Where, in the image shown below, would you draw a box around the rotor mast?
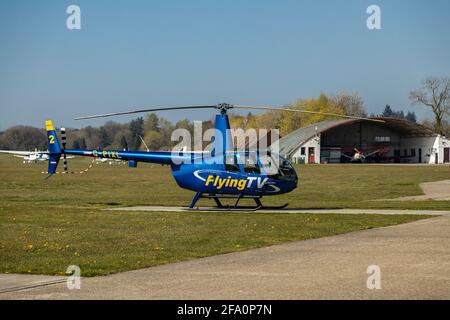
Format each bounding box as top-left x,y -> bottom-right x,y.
216,103 -> 233,115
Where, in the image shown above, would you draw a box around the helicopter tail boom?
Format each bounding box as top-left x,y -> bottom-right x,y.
63,149 -> 189,166
45,120 -> 196,172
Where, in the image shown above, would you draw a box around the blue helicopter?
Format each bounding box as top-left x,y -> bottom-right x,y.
45,103 -> 381,210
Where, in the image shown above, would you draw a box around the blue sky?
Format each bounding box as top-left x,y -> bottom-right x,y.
1,0 -> 449,130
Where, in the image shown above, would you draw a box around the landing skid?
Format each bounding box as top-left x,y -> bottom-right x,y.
188,205 -> 262,212
188,192 -> 289,211
258,203 -> 289,210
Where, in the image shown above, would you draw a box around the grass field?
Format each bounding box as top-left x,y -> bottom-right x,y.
1,155 -> 449,276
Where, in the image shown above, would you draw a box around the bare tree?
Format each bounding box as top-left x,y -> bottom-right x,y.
410,77 -> 450,135
330,92 -> 367,117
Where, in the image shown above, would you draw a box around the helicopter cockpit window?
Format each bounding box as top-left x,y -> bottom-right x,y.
259,154 -> 279,176
224,155 -> 240,173
276,155 -> 297,181
259,154 -> 297,182
241,154 -> 261,174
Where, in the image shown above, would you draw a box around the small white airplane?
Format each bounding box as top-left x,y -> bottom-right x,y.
0,149 -> 49,163
0,149 -> 73,163
342,147 -> 390,163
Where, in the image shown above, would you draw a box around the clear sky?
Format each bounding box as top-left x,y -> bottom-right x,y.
1,0 -> 449,130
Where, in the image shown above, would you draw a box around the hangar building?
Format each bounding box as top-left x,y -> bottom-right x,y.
279,117 -> 450,164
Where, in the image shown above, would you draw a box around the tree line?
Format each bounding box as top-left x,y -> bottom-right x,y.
0,116 -> 209,152
0,80 -> 448,151
380,105 -> 417,123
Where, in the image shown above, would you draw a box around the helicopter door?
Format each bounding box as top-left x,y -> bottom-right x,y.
224,155 -> 241,173
258,154 -> 278,176
238,154 -> 265,194
240,154 -> 261,174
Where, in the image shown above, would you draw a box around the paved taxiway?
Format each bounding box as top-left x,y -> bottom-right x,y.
104,206 -> 450,215
1,210 -> 449,299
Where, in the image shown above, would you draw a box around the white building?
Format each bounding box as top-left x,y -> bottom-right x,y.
279,118 -> 450,164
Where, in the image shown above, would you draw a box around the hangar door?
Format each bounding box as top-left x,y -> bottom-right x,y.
308,147 -> 315,164
445,148 -> 450,163
321,121 -> 400,164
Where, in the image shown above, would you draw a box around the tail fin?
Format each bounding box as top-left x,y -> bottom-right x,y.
45,120 -> 61,174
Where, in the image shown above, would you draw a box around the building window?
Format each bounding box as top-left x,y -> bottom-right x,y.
411,149 -> 416,157
301,147 -> 306,155
375,136 -> 391,142
404,149 -> 408,156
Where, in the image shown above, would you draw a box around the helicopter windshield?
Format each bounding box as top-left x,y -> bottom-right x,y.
259,154 -> 297,182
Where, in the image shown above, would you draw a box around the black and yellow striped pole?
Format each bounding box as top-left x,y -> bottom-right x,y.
60,127 -> 68,173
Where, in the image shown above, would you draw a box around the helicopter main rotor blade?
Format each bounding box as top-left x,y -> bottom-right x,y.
235,106 -> 385,123
75,105 -> 217,120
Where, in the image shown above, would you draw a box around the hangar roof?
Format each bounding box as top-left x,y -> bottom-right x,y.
279,117 -> 436,157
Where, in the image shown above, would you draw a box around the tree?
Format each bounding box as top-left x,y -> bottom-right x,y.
99,127 -> 111,148
82,126 -> 102,149
79,137 -> 87,149
144,113 -> 159,132
381,105 -> 416,123
175,119 -> 193,131
72,137 -> 87,149
405,111 -> 417,123
100,121 -> 122,148
382,105 -> 393,117
129,117 -> 144,150
158,118 -> 175,149
72,139 -> 80,149
331,92 -> 367,117
119,136 -> 128,150
285,94 -> 346,132
143,130 -> 164,150
410,77 -> 450,135
0,126 -> 46,150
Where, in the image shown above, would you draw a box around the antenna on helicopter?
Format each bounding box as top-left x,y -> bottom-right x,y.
139,135 -> 150,152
